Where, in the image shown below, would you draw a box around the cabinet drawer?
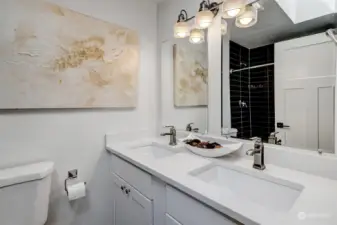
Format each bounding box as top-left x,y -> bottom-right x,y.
166,186 -> 240,225
166,214 -> 182,225
111,153 -> 152,199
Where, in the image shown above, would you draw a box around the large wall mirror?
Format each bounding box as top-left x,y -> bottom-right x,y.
221,0 -> 337,154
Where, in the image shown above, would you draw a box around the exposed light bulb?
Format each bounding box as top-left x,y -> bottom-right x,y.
239,17 -> 253,25
176,33 -> 187,38
236,6 -> 258,28
196,10 -> 214,29
191,37 -> 201,43
189,29 -> 205,44
174,21 -> 190,38
222,0 -> 245,18
198,21 -> 212,29
227,8 -> 241,17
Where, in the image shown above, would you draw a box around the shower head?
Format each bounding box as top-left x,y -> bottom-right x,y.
326,28 -> 337,44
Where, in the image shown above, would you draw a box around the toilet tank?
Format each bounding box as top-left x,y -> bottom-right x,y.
0,161 -> 54,225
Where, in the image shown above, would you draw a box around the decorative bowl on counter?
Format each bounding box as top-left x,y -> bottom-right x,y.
184,138 -> 243,158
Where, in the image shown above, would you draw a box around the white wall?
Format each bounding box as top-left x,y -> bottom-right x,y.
0,0 -> 157,225
158,0 -> 208,132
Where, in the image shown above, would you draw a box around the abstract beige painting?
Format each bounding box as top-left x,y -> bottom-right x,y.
0,0 -> 139,109
173,42 -> 208,107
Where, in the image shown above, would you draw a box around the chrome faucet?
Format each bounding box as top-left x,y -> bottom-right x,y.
246,137 -> 266,170
186,123 -> 199,133
161,126 -> 177,146
268,132 -> 281,145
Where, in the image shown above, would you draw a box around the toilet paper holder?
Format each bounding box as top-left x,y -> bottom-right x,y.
64,169 -> 86,195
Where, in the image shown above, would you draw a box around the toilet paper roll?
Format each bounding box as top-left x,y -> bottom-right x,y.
67,182 -> 86,201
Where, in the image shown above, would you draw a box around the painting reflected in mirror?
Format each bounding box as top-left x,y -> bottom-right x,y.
173,42 -> 208,107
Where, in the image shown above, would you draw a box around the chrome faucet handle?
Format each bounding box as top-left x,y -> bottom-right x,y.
162,126 -> 176,135
186,123 -> 196,132
246,149 -> 257,156
161,125 -> 175,136
164,125 -> 176,133
187,123 -> 200,133
250,137 -> 263,151
270,132 -> 279,136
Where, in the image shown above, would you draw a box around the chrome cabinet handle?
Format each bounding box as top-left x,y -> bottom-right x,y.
125,188 -> 131,195
121,185 -> 131,195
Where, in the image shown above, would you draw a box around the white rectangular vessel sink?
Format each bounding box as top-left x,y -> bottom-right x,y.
191,165 -> 304,212
131,145 -> 178,160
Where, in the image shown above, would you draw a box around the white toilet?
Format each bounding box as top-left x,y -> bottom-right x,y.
0,161 -> 54,225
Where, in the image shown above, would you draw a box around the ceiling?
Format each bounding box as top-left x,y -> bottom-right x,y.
229,0 -> 337,48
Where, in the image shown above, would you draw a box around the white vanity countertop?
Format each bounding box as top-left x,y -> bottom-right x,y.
106,137 -> 337,225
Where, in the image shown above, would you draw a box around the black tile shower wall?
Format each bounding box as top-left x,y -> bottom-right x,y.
249,44 -> 274,67
249,45 -> 275,141
229,42 -> 275,141
230,41 -> 251,139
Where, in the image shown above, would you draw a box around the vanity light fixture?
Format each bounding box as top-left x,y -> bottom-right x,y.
235,5 -> 258,28
196,10 -> 214,29
174,21 -> 190,38
189,29 -> 205,44
174,0 -> 262,43
174,10 -> 192,38
196,1 -> 219,29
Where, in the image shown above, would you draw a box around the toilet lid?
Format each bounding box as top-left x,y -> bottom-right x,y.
0,161 -> 54,188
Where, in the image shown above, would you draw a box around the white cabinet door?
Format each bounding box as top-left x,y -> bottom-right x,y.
112,172 -> 153,225
166,214 -> 183,225
114,187 -> 133,225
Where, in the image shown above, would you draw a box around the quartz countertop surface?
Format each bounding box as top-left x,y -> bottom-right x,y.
106,136 -> 337,225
